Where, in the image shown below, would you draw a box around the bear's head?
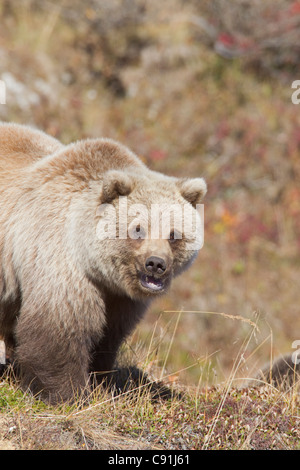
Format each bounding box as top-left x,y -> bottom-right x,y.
93,168 -> 207,300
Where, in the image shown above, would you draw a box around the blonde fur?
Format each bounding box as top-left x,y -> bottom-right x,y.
0,123 -> 206,403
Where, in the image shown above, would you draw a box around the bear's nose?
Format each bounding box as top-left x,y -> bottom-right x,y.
145,256 -> 166,275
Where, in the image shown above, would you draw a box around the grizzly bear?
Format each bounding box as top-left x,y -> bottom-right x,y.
0,122 -> 206,403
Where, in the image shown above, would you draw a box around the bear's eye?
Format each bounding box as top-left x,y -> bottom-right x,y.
169,230 -> 181,243
128,223 -> 146,240
135,224 -> 143,237
136,225 -> 146,239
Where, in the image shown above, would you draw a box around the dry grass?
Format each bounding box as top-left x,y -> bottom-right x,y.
0,316 -> 299,450
0,353 -> 299,450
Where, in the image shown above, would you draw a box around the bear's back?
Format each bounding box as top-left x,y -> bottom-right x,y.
0,123 -> 63,179
0,124 -> 64,302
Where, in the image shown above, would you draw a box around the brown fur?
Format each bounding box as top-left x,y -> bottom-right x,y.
255,354 -> 300,390
0,123 -> 206,403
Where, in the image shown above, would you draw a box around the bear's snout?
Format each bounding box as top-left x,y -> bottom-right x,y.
145,256 -> 166,275
137,253 -> 171,294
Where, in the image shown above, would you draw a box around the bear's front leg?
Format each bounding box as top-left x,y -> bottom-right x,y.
11,271 -> 106,404
90,295 -> 149,388
15,317 -> 92,404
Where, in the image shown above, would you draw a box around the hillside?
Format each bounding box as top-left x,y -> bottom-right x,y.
0,374 -> 299,450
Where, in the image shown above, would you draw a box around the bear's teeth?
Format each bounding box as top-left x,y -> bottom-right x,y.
141,275 -> 163,291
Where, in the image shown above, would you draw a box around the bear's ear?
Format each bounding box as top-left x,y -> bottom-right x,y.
177,177 -> 207,207
101,170 -> 133,203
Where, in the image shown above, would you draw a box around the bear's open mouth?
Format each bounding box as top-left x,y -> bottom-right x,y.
140,274 -> 164,292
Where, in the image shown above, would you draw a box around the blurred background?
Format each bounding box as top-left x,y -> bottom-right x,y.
1,0 -> 300,388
